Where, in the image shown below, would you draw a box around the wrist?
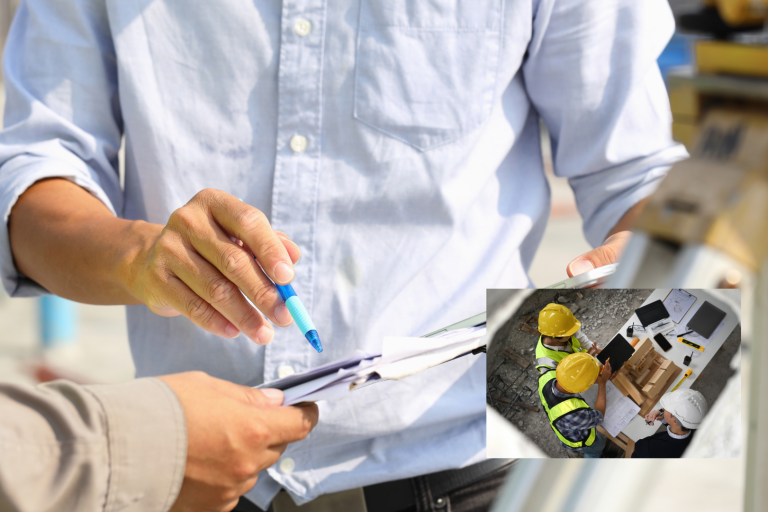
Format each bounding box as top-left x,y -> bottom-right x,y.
115,220 -> 164,303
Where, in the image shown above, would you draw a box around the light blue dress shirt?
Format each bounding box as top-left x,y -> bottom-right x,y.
0,0 -> 687,506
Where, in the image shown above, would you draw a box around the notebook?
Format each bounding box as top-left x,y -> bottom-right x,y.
687,301 -> 727,339
635,300 -> 670,327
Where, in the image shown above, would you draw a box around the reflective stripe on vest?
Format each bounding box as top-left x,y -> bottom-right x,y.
537,370 -> 596,448
534,335 -> 584,372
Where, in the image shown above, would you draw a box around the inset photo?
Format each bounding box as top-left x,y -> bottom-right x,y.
486,288 -> 741,459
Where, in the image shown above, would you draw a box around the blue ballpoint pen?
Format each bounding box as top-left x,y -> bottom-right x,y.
235,200 -> 323,353
275,283 -> 323,353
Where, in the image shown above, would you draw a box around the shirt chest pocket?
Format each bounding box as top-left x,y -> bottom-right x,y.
353,0 -> 504,151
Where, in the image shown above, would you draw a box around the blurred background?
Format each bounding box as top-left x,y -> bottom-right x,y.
0,0 -> 703,388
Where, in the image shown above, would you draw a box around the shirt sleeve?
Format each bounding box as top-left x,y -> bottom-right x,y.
0,0 -> 123,297
0,378 -> 186,512
523,0 -> 689,247
574,328 -> 593,350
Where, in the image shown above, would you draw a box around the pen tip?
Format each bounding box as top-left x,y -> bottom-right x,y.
306,330 -> 323,353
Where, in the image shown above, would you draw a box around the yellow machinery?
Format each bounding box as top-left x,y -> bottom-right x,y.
609,2 -> 767,511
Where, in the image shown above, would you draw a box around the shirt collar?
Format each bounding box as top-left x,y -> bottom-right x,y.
551,381 -> 578,398
666,426 -> 691,440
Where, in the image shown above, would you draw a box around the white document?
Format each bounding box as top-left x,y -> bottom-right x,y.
663,289 -> 697,324
256,325 -> 487,406
581,381 -> 641,437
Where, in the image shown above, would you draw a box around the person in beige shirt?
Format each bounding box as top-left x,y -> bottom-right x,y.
0,372 -> 318,512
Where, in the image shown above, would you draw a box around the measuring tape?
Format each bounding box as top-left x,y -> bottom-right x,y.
671,368 -> 693,392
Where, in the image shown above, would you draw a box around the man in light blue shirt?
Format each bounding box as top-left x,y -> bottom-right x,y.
0,0 -> 687,509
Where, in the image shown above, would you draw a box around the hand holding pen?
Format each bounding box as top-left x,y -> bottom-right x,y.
128,189 -> 301,344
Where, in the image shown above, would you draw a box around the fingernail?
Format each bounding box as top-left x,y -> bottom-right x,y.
274,304 -> 293,326
256,325 -> 274,345
225,323 -> 240,338
568,259 -> 595,277
274,262 -> 294,284
261,388 -> 284,404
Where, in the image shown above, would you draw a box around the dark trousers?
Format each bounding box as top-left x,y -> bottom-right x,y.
233,460 -> 514,512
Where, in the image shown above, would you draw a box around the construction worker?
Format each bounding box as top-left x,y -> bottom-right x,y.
535,303 -> 600,374
538,352 -> 615,458
632,389 -> 709,458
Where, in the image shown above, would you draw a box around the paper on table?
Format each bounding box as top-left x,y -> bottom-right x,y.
256,325 -> 486,406
663,289 -> 697,324
581,381 -> 641,437
601,396 -> 641,437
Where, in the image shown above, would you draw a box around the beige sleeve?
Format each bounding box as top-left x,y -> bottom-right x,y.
0,378 -> 186,512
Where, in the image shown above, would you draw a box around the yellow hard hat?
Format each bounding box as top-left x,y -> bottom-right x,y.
538,303 -> 581,337
555,352 -> 601,393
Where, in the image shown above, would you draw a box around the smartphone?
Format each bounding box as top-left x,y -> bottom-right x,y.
654,333 -> 673,352
545,263 -> 619,290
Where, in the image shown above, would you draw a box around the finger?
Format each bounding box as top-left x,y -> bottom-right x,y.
566,231 -> 632,277
275,231 -> 301,264
147,273 -> 239,338
169,243 -> 276,344
255,403 -> 319,446
205,192 -> 294,285
182,218 -> 289,328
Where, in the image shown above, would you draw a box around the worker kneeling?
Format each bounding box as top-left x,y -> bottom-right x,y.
632,389 -> 708,458
538,352 -> 615,458
535,304 -> 599,374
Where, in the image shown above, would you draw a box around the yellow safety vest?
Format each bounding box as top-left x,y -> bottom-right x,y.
537,369 -> 596,448
534,335 -> 584,373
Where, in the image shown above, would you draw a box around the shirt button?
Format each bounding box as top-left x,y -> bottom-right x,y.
290,135 -> 307,153
294,19 -> 312,37
278,365 -> 296,379
280,457 -> 296,474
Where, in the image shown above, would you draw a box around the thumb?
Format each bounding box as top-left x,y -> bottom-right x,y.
566,231 -> 632,277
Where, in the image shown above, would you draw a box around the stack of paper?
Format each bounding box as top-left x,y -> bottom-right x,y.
256,325 -> 486,406
581,381 -> 642,437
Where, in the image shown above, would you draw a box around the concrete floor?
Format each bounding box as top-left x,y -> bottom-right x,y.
486,289 -> 741,458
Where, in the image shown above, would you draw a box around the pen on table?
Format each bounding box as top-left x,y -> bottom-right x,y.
599,358 -> 609,376
231,233 -> 323,353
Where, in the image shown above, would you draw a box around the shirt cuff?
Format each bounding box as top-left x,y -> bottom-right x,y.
0,158 -> 118,297
84,378 -> 186,512
569,144 -> 689,247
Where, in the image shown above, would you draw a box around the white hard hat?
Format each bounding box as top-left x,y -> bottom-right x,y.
659,389 -> 708,429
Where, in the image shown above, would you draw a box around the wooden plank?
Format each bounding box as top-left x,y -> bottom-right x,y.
639,362 -> 661,390
490,395 -> 540,413
638,364 -> 683,417
611,374 -> 631,397
615,372 -> 644,405
503,349 -> 531,369
597,425 -> 636,458
519,322 -> 539,336
634,369 -> 650,386
626,338 -> 654,368
644,361 -> 677,398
